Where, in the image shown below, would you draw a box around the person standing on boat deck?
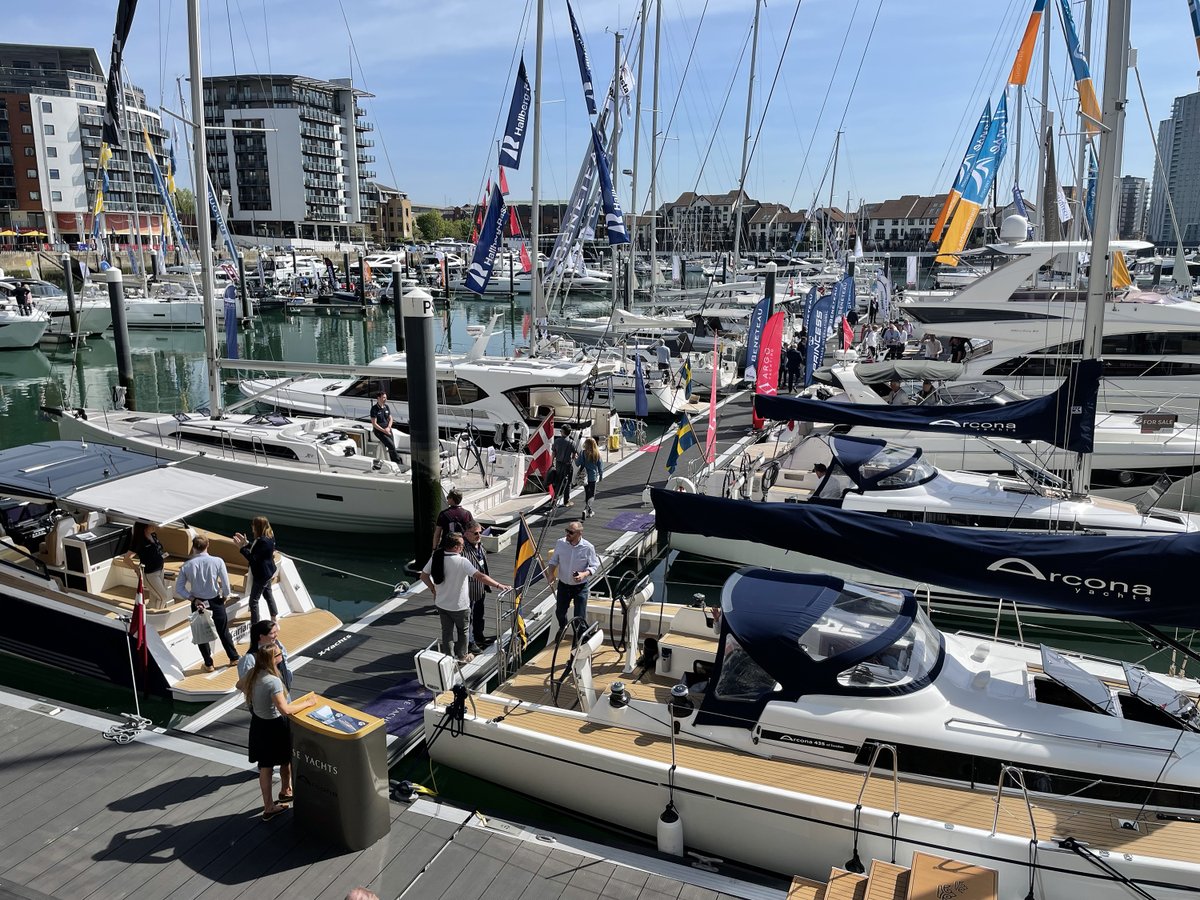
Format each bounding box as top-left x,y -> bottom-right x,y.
551,425 -> 577,507
234,516 -> 277,625
921,333 -> 943,361
778,346 -> 790,392
885,379 -> 910,406
432,489 -> 474,551
176,534 -> 239,672
244,642 -> 316,821
655,341 -> 671,373
237,620 -> 292,691
862,325 -> 880,362
547,521 -> 601,635
868,295 -> 879,325
915,380 -> 937,404
420,533 -> 509,663
786,342 -> 805,392
462,523 -> 490,653
575,436 -> 604,519
370,391 -> 402,464
13,282 -> 32,316
882,322 -> 904,360
123,522 -> 171,609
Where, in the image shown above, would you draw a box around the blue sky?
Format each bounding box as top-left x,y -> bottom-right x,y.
9,0 -> 1196,212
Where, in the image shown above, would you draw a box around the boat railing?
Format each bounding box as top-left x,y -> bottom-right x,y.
991,764 -> 1039,841
249,435 -> 268,467
846,741 -> 900,871
946,718 -> 1178,756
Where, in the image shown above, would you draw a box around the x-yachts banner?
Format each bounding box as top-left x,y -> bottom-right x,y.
143,127 -> 189,255
591,124 -> 630,245
567,1 -> 597,116
500,59 -> 532,169
651,488 -> 1200,629
755,359 -> 1100,453
465,184 -> 508,294
206,174 -> 239,262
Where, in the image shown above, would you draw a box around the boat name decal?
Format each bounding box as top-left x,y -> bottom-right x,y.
929,418 -> 1018,432
987,557 -> 1151,598
758,730 -> 859,754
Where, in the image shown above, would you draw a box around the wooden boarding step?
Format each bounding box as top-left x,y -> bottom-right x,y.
865,860 -> 909,900
823,868 -> 867,900
907,852 -> 996,900
787,875 -> 827,899
788,854 -> 991,900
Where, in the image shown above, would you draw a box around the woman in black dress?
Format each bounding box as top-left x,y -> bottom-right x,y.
123,522 -> 170,608
244,643 -> 316,820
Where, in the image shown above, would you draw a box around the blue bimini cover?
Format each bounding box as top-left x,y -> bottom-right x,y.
652,487 -> 1200,629
756,359 -> 1100,453
0,441 -> 166,501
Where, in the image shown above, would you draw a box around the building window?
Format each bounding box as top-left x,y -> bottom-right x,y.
18,101 -> 30,112
46,146 -> 57,158
21,124 -> 32,134
41,101 -> 52,113
26,169 -> 37,178
29,191 -> 39,200
51,190 -> 62,201
48,168 -> 59,179
44,123 -> 55,136
23,147 -> 34,157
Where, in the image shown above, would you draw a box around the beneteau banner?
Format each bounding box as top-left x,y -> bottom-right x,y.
742,297 -> 771,381
591,125 -> 629,245
500,59 -> 532,169
465,184 -> 508,294
651,488 -> 1200,629
755,359 -> 1100,453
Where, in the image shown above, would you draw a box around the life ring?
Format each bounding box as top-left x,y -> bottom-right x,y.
666,475 -> 696,493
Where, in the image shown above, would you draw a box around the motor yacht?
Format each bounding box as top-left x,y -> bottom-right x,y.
0,295 -> 50,349
0,278 -> 112,339
0,441 -> 340,702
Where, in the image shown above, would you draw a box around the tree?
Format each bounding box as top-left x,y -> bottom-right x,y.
415,211 -> 445,241
174,187 -> 196,216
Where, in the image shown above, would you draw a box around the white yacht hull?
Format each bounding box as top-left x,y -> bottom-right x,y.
37,300 -> 113,338
0,313 -> 50,349
124,298 -> 206,329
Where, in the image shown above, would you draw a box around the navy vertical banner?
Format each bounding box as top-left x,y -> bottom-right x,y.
223,285 -> 239,359
633,354 -> 649,417
102,0 -> 138,148
831,274 -> 855,321
590,125 -> 629,244
500,59 -> 532,170
741,297 -> 771,380
804,290 -> 834,387
567,1 -> 597,116
465,184 -> 508,294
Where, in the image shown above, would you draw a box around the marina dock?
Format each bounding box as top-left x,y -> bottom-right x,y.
177,392 -> 758,763
0,688 -> 785,900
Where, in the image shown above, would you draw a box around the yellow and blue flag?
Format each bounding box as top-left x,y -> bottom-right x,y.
1008,0 -> 1046,87
665,414 -> 698,474
937,93 -> 1008,265
678,357 -> 693,398
930,102 -> 990,244
512,515 -> 546,647
166,143 -> 177,196
1058,0 -> 1101,135
98,141 -> 113,170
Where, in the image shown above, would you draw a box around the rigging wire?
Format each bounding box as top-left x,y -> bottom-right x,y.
335,0 -> 403,191
687,25 -> 752,196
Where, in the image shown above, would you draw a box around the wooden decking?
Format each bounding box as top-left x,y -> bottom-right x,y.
497,644 -> 677,707
450,692 -> 1200,865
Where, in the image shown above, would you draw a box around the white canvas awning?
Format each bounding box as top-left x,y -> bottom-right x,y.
64,468 -> 264,524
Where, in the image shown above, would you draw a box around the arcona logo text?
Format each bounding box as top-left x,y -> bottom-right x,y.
299,752 -> 338,775
930,418 -> 1018,432
987,557 -> 1151,598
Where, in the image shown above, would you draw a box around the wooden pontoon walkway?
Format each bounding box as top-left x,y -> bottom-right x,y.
0,689 -> 786,900
179,392 -> 759,763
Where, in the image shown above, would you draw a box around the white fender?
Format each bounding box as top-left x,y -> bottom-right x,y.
665,476 -> 696,493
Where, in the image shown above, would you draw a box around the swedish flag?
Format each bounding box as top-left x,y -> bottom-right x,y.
665,414 -> 697,474
678,357 -> 693,398
512,515 -> 545,648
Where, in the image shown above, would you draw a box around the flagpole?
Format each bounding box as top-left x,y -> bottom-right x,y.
626,0 -> 647,313
530,0 -> 545,330
1034,0 -> 1052,239
732,0 -> 761,274
648,0 -> 662,304
610,30 -> 623,312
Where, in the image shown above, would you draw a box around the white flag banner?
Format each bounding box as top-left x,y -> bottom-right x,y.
906,255 -> 918,287
1056,183 -> 1073,223
853,235 -> 863,259
619,64 -> 635,113
671,254 -> 681,284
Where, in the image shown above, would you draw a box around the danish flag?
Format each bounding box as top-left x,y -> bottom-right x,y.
523,412 -> 554,485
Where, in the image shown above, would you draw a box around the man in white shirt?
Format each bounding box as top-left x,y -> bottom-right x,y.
547,521 -> 601,636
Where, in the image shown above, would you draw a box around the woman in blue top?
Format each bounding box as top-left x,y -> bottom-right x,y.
235,516 -> 278,625
575,437 -> 604,519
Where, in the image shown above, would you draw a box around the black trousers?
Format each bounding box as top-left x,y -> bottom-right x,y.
554,464 -> 573,502
195,597 -> 239,666
375,428 -> 401,463
470,591 -> 487,644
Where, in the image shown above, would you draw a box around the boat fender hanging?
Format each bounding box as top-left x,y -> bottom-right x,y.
657,803 -> 684,857
665,476 -> 696,493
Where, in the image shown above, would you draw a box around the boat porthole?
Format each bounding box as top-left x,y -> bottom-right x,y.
1118,470 -> 1136,486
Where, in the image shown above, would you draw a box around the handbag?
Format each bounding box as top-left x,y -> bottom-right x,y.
189,606 -> 219,645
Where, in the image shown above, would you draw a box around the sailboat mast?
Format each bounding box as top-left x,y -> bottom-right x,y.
627,0 -> 648,312
1071,0 -> 1094,245
530,0 -> 545,325
610,30 -> 622,311
648,0 -> 662,303
187,0 -> 221,417
1034,1 -> 1052,238
731,0 -> 761,273
1075,0 -> 1130,495
828,130 -> 841,260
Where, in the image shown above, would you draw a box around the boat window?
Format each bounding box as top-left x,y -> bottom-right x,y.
858,445 -> 936,488
438,378 -> 486,406
930,381 -> 1016,405
714,635 -> 780,702
835,608 -> 940,691
343,376 -> 409,401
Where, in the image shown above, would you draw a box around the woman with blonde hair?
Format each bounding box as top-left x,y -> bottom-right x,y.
244,642 -> 316,820
235,516 -> 277,625
575,436 -> 604,519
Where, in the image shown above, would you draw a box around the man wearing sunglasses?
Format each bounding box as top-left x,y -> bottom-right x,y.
547,521 -> 601,636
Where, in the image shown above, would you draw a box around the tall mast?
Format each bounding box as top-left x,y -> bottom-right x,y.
1034,0 -> 1053,238
648,0 -> 662,303
187,0 -> 221,416
530,0 -> 545,325
1071,0 -> 1094,246
610,30 -> 622,311
627,0 -> 648,311
731,0 -> 761,273
827,130 -> 842,260
1075,0 -> 1130,495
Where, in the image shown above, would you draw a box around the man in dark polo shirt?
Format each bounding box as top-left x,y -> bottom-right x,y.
371,391 -> 402,464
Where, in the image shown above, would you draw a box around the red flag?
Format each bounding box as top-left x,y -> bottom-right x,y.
752,312 -> 786,429
523,412 -> 554,484
130,571 -> 148,676
499,167 -> 510,195
704,338 -> 719,463
470,227 -> 479,243
475,207 -> 484,228
522,312 -> 531,339
842,316 -> 853,350
519,242 -> 532,273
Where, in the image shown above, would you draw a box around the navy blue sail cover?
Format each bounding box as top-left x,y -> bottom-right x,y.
651,487 -> 1200,628
755,359 -> 1100,453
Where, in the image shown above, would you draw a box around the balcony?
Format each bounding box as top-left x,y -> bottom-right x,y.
356,138 -> 374,149
356,121 -> 374,132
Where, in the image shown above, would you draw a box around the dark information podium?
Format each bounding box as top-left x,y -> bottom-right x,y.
289,693 -> 390,851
